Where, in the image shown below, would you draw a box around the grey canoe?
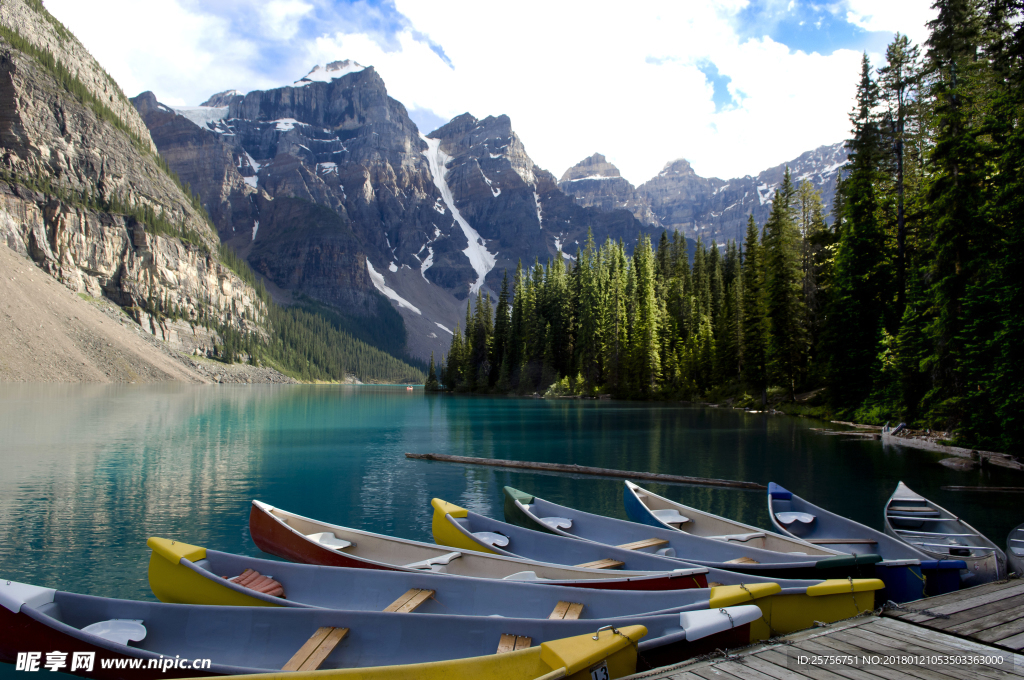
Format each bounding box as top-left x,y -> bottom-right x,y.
623,480 -> 839,556
0,578 -> 759,679
1008,523 -> 1024,577
502,486 -> 877,581
150,539 -> 737,619
884,481 -> 1007,584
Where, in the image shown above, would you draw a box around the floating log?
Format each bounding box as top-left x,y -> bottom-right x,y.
940,486 -> 1024,493
404,453 -> 766,490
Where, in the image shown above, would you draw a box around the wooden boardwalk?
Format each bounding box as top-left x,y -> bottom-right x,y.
627,580 -> 1024,680
883,578 -> 1024,651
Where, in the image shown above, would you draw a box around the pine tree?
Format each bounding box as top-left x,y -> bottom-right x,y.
489,271 -> 511,388
425,352 -> 439,391
741,215 -> 769,404
632,235 -> 661,394
827,54 -> 889,410
763,169 -> 807,400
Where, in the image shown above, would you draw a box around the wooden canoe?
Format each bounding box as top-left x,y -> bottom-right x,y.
431,497 -> 884,641
1008,523 -> 1024,577
884,481 -> 1006,585
623,480 -> 839,556
768,482 -> 966,602
0,578 -> 764,679
503,485 -> 878,581
149,537 -> 759,619
248,500 -> 708,591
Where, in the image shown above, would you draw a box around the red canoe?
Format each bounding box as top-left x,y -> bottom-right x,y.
249,500 -> 709,591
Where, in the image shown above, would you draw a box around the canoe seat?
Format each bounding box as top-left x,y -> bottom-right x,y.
497,634 -> 532,654
306,532 -> 353,551
724,556 -> 760,565
539,517 -> 573,530
775,512 -> 816,526
502,571 -> 548,581
889,505 -> 939,515
574,558 -> 625,570
282,627 -> 349,671
1012,547 -> 1024,557
383,589 -> 435,613
806,538 -> 877,544
81,619 -> 146,646
402,551 -> 462,571
471,531 -> 510,548
549,601 -> 584,620
226,569 -> 285,598
709,532 -> 766,543
652,509 -> 691,525
616,537 -> 670,551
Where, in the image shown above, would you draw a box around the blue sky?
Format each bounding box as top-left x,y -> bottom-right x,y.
47,0 -> 936,181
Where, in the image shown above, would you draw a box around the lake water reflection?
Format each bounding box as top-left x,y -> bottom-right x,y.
0,383 -> 1017,607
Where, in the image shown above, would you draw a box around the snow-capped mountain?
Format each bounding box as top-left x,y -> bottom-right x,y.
561,143 -> 848,245
133,65 -> 661,361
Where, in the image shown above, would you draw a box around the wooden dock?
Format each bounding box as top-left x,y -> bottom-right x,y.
628,579 -> 1024,680
883,578 -> 1024,651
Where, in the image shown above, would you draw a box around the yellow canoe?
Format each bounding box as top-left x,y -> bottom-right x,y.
176,624 -> 645,680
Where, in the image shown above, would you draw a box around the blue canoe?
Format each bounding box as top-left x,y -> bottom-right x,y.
768,482 -> 965,601
503,486 -> 878,581
0,577 -> 761,678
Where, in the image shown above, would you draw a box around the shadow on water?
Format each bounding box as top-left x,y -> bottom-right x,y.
1,385 -> 1019,611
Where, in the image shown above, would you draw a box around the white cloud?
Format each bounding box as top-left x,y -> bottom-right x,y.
45,0 -> 936,182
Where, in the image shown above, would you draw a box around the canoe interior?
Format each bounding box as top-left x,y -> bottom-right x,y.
190,548 -> 717,619
623,482 -> 839,557
526,490 -> 832,567
249,502 -> 706,589
15,590 -> 693,674
768,484 -> 923,560
884,482 -> 1007,583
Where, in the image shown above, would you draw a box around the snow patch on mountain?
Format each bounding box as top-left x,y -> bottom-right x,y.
366,260 -> 422,315
173,106 -> 229,129
435,322 -> 453,335
479,166 -> 501,197
293,60 -> 366,87
534,192 -> 543,229
421,134 -> 496,295
420,246 -> 435,281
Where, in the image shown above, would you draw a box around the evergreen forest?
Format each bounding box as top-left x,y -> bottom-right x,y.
433,0 -> 1024,454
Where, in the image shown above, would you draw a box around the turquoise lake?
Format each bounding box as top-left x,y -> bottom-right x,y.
1,383 -> 1018,611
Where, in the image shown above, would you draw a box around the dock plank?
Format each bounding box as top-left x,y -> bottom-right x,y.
947,601 -> 1024,636
887,581 -> 1024,615
786,638 -> 889,680
973,616 -> 1024,645
757,648 -> 848,680
891,583 -> 1024,623
834,627 -> 989,680
872,618 -> 1024,674
811,632 -> 955,680
823,630 -> 966,680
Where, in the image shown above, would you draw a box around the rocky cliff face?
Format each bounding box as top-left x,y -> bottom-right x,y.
427,114 -> 662,282
635,143 -> 847,245
558,153 -> 660,227
0,0 -> 267,347
142,68 -> 666,360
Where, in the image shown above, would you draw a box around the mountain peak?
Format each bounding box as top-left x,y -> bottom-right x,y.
293,60 -> 366,87
201,90 -> 243,107
560,153 -> 622,183
658,159 -> 696,177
